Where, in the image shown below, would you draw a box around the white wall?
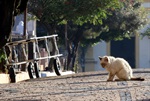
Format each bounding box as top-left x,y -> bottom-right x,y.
93,41 -> 107,71
93,37 -> 150,69
139,2 -> 150,68
139,18 -> 150,68
92,36 -> 150,70
139,36 -> 150,68
142,2 -> 150,8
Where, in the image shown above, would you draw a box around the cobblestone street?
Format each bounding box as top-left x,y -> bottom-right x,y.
0,69 -> 150,101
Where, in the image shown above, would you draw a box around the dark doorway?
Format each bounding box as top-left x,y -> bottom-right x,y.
110,37 -> 135,68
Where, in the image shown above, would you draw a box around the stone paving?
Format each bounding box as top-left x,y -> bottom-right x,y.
0,69 -> 149,101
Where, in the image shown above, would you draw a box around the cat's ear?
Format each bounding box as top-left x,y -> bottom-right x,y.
104,57 -> 108,62
99,56 -> 102,60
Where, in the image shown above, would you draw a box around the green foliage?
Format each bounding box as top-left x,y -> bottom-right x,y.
73,60 -> 79,73
28,0 -> 121,46
29,0 -> 148,46
81,0 -> 148,46
141,27 -> 150,38
28,0 -> 120,25
54,0 -> 149,48
0,49 -> 6,63
0,49 -> 8,73
27,15 -> 39,21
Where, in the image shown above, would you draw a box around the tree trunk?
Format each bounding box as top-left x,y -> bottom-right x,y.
71,43 -> 79,70
66,40 -> 80,71
65,26 -> 83,71
42,23 -> 57,70
66,40 -> 71,70
0,0 -> 28,48
0,1 -> 15,48
80,46 -> 88,72
80,47 -> 85,72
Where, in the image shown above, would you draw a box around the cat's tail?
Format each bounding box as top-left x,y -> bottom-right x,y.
131,77 -> 145,81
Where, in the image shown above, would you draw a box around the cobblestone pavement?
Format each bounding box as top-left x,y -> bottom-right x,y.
0,69 -> 150,101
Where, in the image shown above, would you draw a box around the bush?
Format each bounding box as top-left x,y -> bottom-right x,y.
0,49 -> 8,74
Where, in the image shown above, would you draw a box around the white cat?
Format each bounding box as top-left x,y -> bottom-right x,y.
99,56 -> 144,81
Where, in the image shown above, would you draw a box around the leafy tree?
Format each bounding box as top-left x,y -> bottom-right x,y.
82,0 -> 148,43
57,0 -> 148,71
28,0 -> 120,70
28,0 -> 119,26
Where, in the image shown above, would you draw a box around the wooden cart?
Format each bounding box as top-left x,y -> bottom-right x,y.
4,34 -> 62,83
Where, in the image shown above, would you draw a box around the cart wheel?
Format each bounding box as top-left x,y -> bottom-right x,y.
27,62 -> 34,79
34,62 -> 40,78
9,67 -> 16,83
53,58 -> 61,76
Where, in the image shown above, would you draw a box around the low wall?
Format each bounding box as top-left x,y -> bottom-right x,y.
0,72 -> 30,84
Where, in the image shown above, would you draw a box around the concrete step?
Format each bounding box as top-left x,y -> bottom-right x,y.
0,71 -> 75,84
0,72 -> 29,84
40,71 -> 75,77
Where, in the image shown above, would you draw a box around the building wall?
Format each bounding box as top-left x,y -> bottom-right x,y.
139,36 -> 150,68
142,0 -> 150,8
80,41 -> 107,72
90,35 -> 150,70
93,41 -> 107,71
84,46 -> 95,71
139,0 -> 150,68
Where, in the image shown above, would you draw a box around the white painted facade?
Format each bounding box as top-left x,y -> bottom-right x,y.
93,42 -> 107,70
137,1 -> 150,68
92,33 -> 150,71
139,36 -> 150,68
138,13 -> 150,68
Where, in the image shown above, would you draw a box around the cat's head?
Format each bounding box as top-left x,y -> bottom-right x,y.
99,56 -> 109,68
99,56 -> 114,68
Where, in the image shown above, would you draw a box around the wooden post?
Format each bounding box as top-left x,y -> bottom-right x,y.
23,8 -> 27,38
21,8 -> 28,71
64,23 -> 68,70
